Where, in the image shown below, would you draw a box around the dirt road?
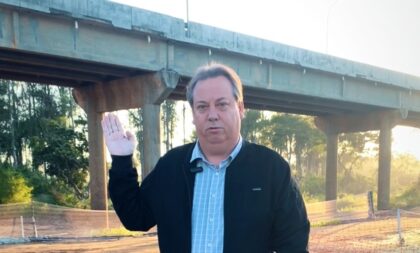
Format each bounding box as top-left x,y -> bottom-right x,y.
0,236 -> 159,253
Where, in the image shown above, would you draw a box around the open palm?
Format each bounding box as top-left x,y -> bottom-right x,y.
101,113 -> 136,156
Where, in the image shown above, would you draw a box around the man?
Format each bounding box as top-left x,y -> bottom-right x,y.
103,63 -> 310,253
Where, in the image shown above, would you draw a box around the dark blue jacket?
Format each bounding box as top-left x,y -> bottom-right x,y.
109,141 -> 310,253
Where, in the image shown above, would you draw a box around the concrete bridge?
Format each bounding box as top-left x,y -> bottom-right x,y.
1,0 -> 419,210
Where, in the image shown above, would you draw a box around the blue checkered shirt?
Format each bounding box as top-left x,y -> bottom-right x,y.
190,137 -> 243,253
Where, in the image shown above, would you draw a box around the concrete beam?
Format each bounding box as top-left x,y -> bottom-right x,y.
398,118 -> 420,129
315,110 -> 401,133
73,69 -> 179,112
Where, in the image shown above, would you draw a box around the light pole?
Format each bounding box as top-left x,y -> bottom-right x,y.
326,0 -> 339,54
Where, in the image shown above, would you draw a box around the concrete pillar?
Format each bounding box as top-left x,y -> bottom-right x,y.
326,133 -> 338,201
85,86 -> 107,210
377,117 -> 392,210
142,103 -> 161,178
73,70 -> 179,209
314,116 -> 339,201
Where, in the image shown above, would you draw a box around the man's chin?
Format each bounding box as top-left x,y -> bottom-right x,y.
205,137 -> 226,145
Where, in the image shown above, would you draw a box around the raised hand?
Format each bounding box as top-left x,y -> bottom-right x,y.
101,113 -> 136,156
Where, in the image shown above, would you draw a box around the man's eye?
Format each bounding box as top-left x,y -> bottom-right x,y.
217,102 -> 229,109
196,105 -> 207,111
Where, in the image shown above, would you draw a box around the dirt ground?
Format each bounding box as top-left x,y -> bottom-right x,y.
0,236 -> 159,253
1,215 -> 419,252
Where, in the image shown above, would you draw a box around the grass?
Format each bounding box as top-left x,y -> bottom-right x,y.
402,229 -> 420,246
90,227 -> 143,237
311,219 -> 342,227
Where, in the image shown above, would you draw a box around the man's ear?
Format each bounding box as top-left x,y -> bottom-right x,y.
238,101 -> 245,119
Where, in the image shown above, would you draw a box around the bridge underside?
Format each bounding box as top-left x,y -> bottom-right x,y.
3,47 -> 419,212
1,0 -> 420,211
1,48 -> 401,117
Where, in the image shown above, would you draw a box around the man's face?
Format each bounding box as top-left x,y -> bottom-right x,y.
192,76 -> 244,150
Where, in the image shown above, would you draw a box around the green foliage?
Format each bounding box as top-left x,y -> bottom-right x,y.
336,193 -> 366,211
311,219 -> 342,227
241,109 -> 266,143
338,131 -> 378,177
0,165 -> 32,204
0,82 -> 89,207
260,113 -> 325,179
30,117 -> 89,200
129,108 -> 144,170
14,164 -> 89,208
161,100 -> 177,151
338,172 -> 372,195
391,154 -> 420,193
299,174 -> 325,200
91,227 -> 143,237
391,175 -> 420,208
0,83 -> 10,156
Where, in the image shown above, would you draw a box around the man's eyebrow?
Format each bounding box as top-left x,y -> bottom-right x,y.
215,97 -> 229,102
194,97 -> 229,104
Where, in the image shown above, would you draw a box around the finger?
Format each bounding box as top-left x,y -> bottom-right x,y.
106,113 -> 114,134
112,114 -> 125,136
101,113 -> 111,135
108,113 -> 116,133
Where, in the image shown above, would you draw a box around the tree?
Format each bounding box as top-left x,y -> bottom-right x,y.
30,117 -> 89,200
241,109 -> 266,143
0,82 -> 10,163
161,100 -> 177,152
262,113 -> 325,179
294,117 -> 325,179
129,108 -> 145,171
338,131 -> 378,177
0,80 -> 89,206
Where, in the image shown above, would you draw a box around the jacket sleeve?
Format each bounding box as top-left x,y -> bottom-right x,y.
270,159 -> 310,253
108,155 -> 156,231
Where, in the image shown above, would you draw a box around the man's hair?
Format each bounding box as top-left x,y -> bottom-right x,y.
186,63 -> 243,106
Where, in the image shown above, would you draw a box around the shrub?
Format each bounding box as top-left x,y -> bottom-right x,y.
391,175 -> 420,208
336,193 -> 366,211
0,165 -> 32,204
299,174 -> 325,199
338,173 -> 372,195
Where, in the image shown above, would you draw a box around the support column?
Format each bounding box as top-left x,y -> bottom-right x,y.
142,103 -> 161,179
73,70 -> 179,209
326,133 -> 338,201
377,117 -> 392,210
314,116 -> 339,201
85,86 -> 107,210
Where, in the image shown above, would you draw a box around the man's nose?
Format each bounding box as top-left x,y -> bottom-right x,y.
208,106 -> 219,121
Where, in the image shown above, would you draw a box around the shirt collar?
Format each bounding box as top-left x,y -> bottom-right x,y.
190,136 -> 243,165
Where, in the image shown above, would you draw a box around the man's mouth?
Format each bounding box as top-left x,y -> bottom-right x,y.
207,126 -> 222,131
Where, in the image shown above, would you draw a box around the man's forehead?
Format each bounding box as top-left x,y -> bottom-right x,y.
195,96 -> 230,104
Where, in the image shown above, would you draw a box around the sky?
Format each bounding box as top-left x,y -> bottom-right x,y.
111,0 -> 420,159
